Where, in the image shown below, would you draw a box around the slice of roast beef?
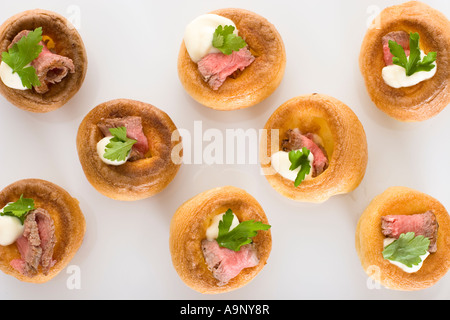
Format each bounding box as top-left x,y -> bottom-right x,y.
382,210 -> 438,252
11,212 -> 42,276
382,31 -> 410,66
9,30 -> 75,94
197,47 -> 255,90
97,116 -> 149,161
281,128 -> 329,177
10,208 -> 56,277
201,239 -> 259,286
34,208 -> 56,274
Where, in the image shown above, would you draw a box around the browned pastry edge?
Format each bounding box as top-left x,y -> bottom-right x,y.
0,9 -> 88,113
260,94 -> 368,203
0,179 -> 86,283
356,186 -> 450,290
76,99 -> 182,201
169,186 -> 272,294
177,8 -> 286,111
359,1 -> 450,122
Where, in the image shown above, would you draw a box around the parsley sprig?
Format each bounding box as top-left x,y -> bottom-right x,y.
0,194 -> 36,225
212,25 -> 247,55
216,209 -> 271,252
288,147 -> 312,187
1,27 -> 43,89
389,32 -> 437,76
103,127 -> 137,162
382,232 -> 430,268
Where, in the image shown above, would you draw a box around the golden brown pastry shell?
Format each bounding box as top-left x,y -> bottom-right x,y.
356,186 -> 450,291
169,186 -> 272,294
0,9 -> 88,113
177,8 -> 286,111
76,99 -> 182,201
359,1 -> 450,122
260,94 -> 368,203
0,179 -> 86,283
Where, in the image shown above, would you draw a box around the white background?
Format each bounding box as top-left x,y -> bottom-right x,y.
0,0 -> 449,300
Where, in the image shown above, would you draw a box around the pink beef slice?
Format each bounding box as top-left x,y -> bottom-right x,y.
8,30 -> 75,94
97,116 -> 149,161
281,128 -> 329,177
10,213 -> 41,276
10,208 -> 56,277
35,208 -> 57,274
382,31 -> 410,66
382,211 -> 438,252
197,47 -> 255,90
201,239 -> 259,286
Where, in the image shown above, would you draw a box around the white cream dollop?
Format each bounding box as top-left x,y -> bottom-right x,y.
206,212 -> 240,241
270,150 -> 314,182
383,237 -> 430,273
0,205 -> 25,246
0,61 -> 28,90
184,14 -> 238,63
382,51 -> 437,88
96,136 -> 130,166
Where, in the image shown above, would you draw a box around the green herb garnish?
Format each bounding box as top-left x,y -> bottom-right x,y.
212,25 -> 247,55
389,32 -> 437,76
103,127 -> 137,162
216,209 -> 271,252
382,232 -> 430,268
0,194 -> 35,224
1,27 -> 43,89
288,147 -> 312,187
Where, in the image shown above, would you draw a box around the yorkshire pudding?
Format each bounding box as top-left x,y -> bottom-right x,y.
356,186 -> 450,291
177,8 -> 286,111
0,9 -> 87,113
0,179 -> 85,283
359,1 -> 450,122
169,186 -> 272,294
260,94 -> 368,203
76,99 -> 182,201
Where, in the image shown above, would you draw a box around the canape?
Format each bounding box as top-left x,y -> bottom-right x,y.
356,186 -> 450,290
0,179 -> 85,283
178,8 -> 286,110
359,1 -> 450,121
76,99 -> 182,201
260,94 -> 368,203
0,9 -> 87,113
169,186 -> 272,294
